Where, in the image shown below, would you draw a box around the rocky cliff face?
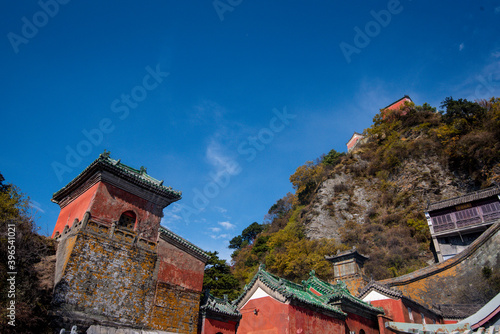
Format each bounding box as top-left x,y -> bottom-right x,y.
303,153 -> 467,244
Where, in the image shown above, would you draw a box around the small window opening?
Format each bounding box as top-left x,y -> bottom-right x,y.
118,211 -> 136,230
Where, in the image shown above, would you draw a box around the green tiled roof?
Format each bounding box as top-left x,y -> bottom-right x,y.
235,266 -> 347,318
235,266 -> 383,318
200,292 -> 241,319
158,225 -> 209,261
52,151 -> 181,202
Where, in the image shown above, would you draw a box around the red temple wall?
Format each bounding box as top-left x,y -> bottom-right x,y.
157,237 -> 205,292
89,182 -> 163,240
370,299 -> 406,322
238,296 -> 345,334
345,312 -> 379,334
52,182 -> 99,237
200,318 -> 238,334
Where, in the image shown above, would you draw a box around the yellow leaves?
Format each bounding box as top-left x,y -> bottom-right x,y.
289,161 -> 324,191
264,206 -> 337,281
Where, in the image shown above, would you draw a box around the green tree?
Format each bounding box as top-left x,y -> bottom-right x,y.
202,251 -> 240,300
440,97 -> 486,133
228,235 -> 245,250
241,222 -> 264,244
322,149 -> 345,166
0,173 -> 55,333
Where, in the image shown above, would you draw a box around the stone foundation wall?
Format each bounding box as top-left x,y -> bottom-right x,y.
53,223 -> 157,329
380,222 -> 500,307
150,282 -> 201,333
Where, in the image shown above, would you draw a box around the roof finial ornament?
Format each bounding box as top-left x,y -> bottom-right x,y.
100,149 -> 111,159
140,166 -> 147,174
259,263 -> 266,271
309,269 -> 316,277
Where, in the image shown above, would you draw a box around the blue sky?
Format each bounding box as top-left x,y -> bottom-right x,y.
1,1 -> 500,260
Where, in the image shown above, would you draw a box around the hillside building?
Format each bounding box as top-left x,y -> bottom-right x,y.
381,95 -> 412,115
51,152 -> 209,333
347,132 -> 365,153
425,185 -> 500,262
346,95 -> 412,152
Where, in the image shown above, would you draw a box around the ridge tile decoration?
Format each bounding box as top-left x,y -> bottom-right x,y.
234,265 -> 383,334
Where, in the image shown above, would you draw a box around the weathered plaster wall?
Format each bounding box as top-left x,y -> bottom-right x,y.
90,182 -> 163,241
157,238 -> 205,291
380,222 -> 500,307
52,183 -> 99,237
53,220 -> 204,333
342,276 -> 369,296
53,226 -> 157,328
149,282 -> 201,333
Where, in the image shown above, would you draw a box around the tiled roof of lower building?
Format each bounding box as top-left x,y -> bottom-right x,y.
234,265 -> 383,318
200,292 -> 241,320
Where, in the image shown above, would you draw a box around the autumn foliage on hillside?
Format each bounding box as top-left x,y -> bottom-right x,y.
228,97 -> 500,290
0,174 -> 56,333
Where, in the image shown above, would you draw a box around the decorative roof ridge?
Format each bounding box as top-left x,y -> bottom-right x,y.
426,185 -> 500,211
200,291 -> 241,318
357,280 -> 403,299
158,225 -> 209,262
234,265 -> 346,317
328,280 -> 384,314
325,247 -> 370,261
304,271 -> 338,295
52,152 -> 182,201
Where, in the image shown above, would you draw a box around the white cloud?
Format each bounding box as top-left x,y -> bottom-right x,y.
29,200 -> 45,213
206,139 -> 241,181
210,233 -> 229,239
218,221 -> 235,229
209,227 -> 221,232
214,206 -> 227,214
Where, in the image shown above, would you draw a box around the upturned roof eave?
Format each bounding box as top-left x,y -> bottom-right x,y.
52,155 -> 182,204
